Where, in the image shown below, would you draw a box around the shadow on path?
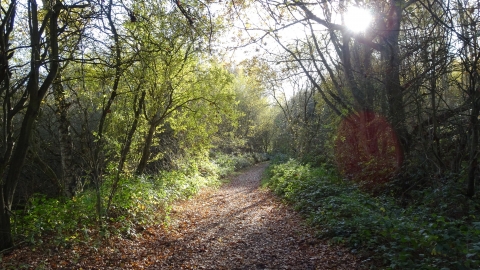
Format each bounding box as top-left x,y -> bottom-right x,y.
144,162 -> 359,269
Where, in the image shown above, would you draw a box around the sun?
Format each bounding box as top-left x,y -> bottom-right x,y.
344,7 -> 372,33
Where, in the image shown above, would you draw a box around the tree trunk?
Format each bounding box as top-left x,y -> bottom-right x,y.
2,102 -> 42,249
382,0 -> 408,156
54,77 -> 81,197
136,121 -> 157,175
0,189 -> 13,250
118,91 -> 145,175
467,95 -> 479,197
107,91 -> 145,213
467,110 -> 479,197
0,1 -> 16,251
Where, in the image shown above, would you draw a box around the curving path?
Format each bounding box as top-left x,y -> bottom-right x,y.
144,162 -> 359,269
1,162 -> 359,269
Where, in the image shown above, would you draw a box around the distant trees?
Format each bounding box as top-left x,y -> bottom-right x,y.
212,58 -> 275,154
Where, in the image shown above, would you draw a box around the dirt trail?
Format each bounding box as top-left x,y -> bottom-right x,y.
148,162 -> 359,269
1,162 -> 359,269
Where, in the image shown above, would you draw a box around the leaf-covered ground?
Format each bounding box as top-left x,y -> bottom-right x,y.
2,163 -> 359,269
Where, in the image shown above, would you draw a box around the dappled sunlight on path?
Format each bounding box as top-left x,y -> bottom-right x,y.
143,162 -> 359,269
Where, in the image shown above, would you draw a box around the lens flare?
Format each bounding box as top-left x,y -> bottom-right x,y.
334,111 -> 403,190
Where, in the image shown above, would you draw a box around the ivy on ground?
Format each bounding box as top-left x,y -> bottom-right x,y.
264,159 -> 480,269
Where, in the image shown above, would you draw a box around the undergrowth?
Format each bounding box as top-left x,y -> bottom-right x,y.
264,159 -> 480,269
11,152 -> 262,248
209,152 -> 267,177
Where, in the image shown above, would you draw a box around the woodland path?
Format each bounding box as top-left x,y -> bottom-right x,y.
2,162 -> 359,269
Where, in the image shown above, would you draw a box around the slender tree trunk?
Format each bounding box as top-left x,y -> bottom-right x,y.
106,91 -> 145,213
89,0 -> 124,225
54,76 -> 81,197
136,120 -> 157,175
430,52 -> 444,169
458,0 -> 479,196
467,108 -> 479,197
467,94 -> 479,197
94,174 -> 103,227
118,91 -> 146,175
0,0 -> 16,252
6,102 -> 39,193
382,0 -> 408,156
1,101 -> 42,250
341,34 -> 365,110
0,188 -> 13,250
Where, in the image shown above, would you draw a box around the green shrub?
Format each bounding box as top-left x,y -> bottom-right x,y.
14,154 -> 260,247
13,186 -> 121,246
210,152 -> 262,177
265,159 -> 480,269
13,165 -> 220,247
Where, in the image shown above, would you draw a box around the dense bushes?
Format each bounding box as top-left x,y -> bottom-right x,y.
12,153 -> 263,247
15,171 -> 215,247
264,159 -> 480,269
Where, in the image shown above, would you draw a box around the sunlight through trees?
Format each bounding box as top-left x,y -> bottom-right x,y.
2,1 -> 480,268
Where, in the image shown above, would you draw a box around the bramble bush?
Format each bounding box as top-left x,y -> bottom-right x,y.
264,158 -> 480,269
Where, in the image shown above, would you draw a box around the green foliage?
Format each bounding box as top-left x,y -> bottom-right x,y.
265,159 -> 480,269
210,152 -> 267,178
13,165 -> 220,247
12,152 -> 264,247
213,60 -> 276,154
15,194 -> 94,246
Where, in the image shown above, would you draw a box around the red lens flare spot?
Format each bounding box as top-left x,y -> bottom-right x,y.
334,111 -> 403,190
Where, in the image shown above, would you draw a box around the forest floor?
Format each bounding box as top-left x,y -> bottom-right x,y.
1,162 -> 360,269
